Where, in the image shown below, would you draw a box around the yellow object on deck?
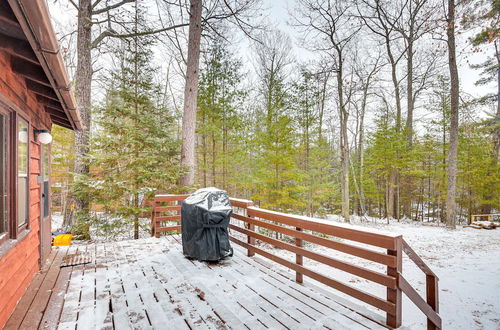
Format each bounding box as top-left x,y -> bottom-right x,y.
53,234 -> 73,246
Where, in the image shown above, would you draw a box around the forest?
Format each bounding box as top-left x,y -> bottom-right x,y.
48,0 -> 499,237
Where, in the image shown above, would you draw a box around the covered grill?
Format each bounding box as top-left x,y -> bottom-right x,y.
181,188 -> 233,261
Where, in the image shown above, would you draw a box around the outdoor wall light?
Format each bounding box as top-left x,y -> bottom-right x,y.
34,129 -> 53,144
18,129 -> 28,144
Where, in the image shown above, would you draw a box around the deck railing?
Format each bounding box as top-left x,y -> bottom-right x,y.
151,194 -> 441,329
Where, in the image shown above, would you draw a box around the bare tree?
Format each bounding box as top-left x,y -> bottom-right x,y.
180,0 -> 203,187
292,0 -> 360,222
391,0 -> 436,145
353,51 -> 383,215
357,0 -> 407,219
446,0 -> 459,229
254,30 -> 293,130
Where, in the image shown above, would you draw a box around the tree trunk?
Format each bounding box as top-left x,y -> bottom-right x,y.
446,0 -> 459,229
357,78 -> 369,215
387,170 -> 396,219
212,133 -> 216,186
406,41 -> 414,145
72,0 -> 93,224
202,110 -> 207,187
179,0 -> 203,187
337,58 -> 350,222
385,38 -> 401,220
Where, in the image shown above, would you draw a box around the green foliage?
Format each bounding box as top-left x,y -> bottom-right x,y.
458,123 -> 500,212
290,70 -> 334,216
467,0 -> 500,100
250,53 -> 301,212
51,125 -> 75,215
196,38 -> 246,191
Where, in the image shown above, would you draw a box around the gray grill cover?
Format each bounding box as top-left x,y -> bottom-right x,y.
181,188 -> 233,261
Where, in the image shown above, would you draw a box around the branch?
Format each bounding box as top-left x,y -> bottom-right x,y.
92,0 -> 135,15
92,0 -> 104,10
68,0 -> 79,10
91,23 -> 189,48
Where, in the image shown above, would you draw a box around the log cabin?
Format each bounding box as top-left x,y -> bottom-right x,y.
0,0 -> 81,327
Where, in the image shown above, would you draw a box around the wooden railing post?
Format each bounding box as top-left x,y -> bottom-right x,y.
295,227 -> 303,283
154,203 -> 160,238
426,274 -> 439,330
245,206 -> 255,257
387,236 -> 402,328
151,200 -> 158,238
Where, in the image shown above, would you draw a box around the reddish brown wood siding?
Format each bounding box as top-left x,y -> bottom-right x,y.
0,49 -> 51,328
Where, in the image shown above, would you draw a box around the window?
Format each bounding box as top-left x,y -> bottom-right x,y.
0,113 -> 8,237
18,119 -> 28,227
42,143 -> 49,218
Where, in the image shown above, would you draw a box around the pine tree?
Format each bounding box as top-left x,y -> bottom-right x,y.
364,109 -> 413,222
197,38 -> 246,191
290,69 -> 333,216
75,8 -> 180,239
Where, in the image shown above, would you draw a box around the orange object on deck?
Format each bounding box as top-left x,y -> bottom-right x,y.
53,234 -> 72,246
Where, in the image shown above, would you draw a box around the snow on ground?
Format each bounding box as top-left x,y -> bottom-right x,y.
383,222 -> 500,330
50,212 -> 152,240
251,219 -> 500,329
51,212 -> 63,231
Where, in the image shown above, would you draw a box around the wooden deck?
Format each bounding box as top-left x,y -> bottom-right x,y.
5,235 -> 387,330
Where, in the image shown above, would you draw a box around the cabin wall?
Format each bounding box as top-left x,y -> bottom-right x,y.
0,49 -> 52,328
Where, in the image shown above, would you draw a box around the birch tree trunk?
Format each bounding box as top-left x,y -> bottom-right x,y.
180,0 -> 203,187
446,0 -> 459,229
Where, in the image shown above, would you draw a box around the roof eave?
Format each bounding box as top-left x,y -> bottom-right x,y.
7,0 -> 82,131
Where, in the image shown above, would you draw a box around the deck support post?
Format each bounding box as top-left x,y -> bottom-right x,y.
386,236 -> 402,328
295,227 -> 303,283
426,274 -> 439,329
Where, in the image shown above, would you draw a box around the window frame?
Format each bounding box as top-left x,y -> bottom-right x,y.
41,142 -> 50,219
0,96 -> 31,244
16,115 -> 30,234
0,106 -> 9,246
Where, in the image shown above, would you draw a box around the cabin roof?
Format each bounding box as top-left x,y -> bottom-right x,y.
0,0 -> 82,130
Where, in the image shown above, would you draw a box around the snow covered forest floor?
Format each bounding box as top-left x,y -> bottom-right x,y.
51,213 -> 500,329
382,221 -> 500,329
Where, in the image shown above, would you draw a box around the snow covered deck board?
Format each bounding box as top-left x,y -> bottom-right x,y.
6,236 -> 388,330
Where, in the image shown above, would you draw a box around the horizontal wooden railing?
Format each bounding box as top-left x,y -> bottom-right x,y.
151,194 -> 441,329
